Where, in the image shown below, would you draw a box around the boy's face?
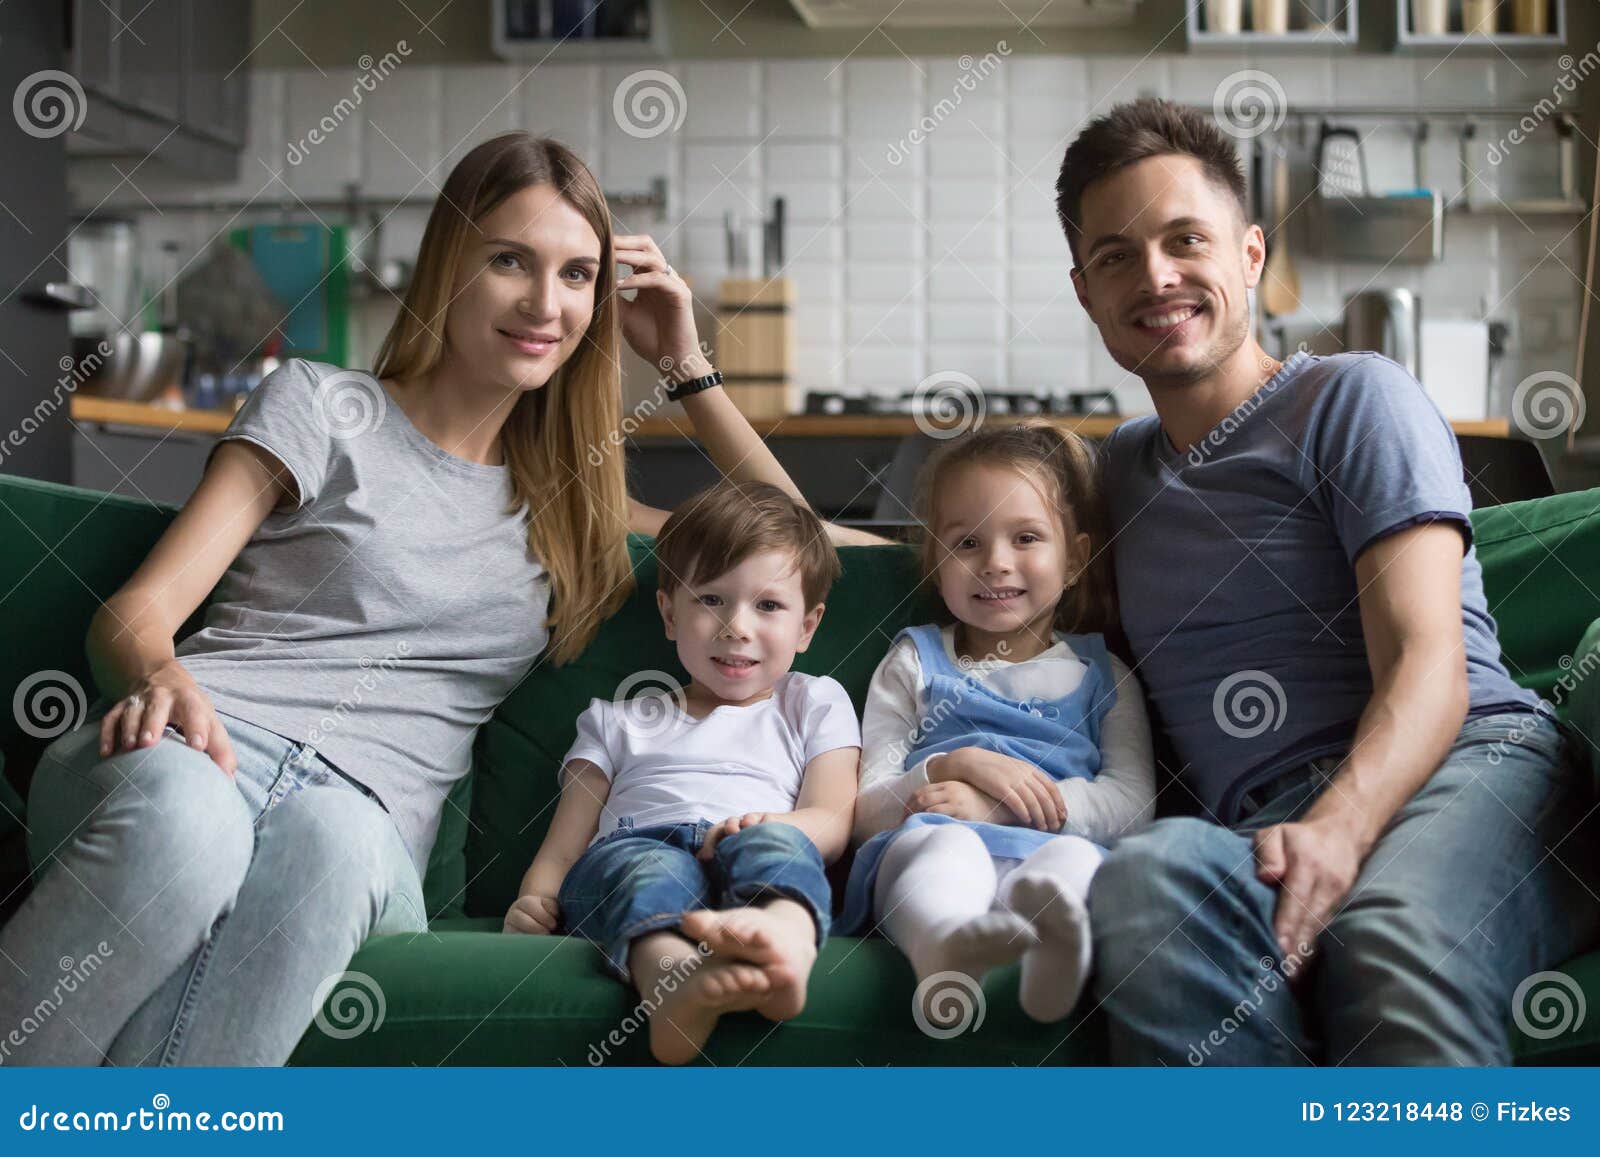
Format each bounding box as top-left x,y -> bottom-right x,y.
656,548 -> 824,705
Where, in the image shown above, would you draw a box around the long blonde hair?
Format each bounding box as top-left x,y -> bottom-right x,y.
373,133 -> 633,664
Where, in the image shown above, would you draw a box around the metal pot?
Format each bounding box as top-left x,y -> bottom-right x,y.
72,331 -> 190,401
1342,289 -> 1421,380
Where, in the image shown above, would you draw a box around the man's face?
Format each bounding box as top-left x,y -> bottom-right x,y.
1070,154 -> 1264,389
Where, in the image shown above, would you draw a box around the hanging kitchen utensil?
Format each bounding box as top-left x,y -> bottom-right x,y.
1312,121 -> 1443,264
1261,142 -> 1301,319
1316,122 -> 1368,200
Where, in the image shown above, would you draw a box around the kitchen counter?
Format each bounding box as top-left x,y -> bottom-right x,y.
71,397 -> 1514,440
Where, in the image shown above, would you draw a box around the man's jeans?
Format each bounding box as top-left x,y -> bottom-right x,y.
1088,710 -> 1600,1065
558,818 -> 832,980
0,711 -> 424,1066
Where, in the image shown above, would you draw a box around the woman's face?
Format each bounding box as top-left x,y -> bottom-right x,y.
443,182 -> 603,393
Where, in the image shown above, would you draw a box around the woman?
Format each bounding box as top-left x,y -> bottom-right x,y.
0,133 -> 880,1066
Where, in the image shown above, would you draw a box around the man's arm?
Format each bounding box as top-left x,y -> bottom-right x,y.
1253,521 -> 1470,960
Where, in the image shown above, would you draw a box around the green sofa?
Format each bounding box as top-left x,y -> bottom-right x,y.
2,474 -> 1598,1065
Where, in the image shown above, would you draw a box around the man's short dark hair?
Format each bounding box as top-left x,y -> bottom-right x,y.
1056,97 -> 1249,268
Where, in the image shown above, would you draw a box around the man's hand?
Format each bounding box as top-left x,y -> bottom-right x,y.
931,747 -> 1065,830
504,894 -> 560,935
907,780 -> 1011,824
698,812 -> 779,860
1253,815 -> 1366,965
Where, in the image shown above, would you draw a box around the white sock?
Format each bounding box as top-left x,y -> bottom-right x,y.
998,836 -> 1104,1023
873,824 -> 1036,984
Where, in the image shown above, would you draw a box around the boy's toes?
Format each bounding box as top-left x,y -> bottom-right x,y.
683,910 -> 780,964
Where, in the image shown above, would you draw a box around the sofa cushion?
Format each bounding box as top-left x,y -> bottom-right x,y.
288,918 -> 1106,1066
291,919 -> 1600,1066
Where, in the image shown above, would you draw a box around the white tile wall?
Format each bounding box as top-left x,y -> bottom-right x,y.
75,52 -> 1580,410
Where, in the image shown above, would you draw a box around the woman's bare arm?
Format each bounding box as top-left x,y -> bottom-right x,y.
89,441 -> 292,772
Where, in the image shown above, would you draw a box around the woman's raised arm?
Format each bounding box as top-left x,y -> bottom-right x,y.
612,233 -> 890,545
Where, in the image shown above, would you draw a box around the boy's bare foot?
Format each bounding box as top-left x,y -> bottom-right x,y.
681,899 -> 819,1022
648,958 -> 772,1065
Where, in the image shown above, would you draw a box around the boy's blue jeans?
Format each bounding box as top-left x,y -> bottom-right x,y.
1087,709 -> 1600,1065
558,818 -> 832,980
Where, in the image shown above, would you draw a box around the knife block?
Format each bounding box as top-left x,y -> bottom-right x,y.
716,278 -> 794,419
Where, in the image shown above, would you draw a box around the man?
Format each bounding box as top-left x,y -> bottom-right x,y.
1058,97 -> 1599,1064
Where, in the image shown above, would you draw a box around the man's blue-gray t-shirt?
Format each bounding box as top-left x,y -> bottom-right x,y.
1100,350 -> 1538,824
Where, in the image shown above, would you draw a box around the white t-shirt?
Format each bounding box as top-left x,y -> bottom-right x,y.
564,671 -> 863,844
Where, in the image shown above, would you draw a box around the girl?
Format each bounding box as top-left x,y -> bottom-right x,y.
838,422 -> 1156,1024
0,133 -> 879,1066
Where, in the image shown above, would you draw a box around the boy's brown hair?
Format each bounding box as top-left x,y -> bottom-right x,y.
1055,96 -> 1250,268
655,480 -> 841,608
914,422 -> 1117,637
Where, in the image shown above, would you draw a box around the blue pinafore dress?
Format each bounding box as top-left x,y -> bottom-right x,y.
835,623 -> 1118,935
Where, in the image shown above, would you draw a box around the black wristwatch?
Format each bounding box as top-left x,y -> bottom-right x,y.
664,369 -> 723,402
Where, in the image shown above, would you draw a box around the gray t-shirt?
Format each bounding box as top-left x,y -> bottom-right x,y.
176,358 -> 551,871
1101,350 -> 1537,825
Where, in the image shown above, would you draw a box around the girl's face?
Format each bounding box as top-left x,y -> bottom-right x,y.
443,182 -> 603,393
932,462 -> 1089,642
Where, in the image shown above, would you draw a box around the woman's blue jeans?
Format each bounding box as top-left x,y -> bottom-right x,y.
0,710 -> 425,1066
1087,710 -> 1600,1065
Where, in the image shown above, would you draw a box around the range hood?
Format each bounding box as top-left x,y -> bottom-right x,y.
787,0 -> 1138,28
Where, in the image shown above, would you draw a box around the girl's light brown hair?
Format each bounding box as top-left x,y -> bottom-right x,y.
373,133 -> 632,665
914,422 -> 1117,636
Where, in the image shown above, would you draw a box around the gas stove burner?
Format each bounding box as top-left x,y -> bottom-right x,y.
803,390 -> 1119,419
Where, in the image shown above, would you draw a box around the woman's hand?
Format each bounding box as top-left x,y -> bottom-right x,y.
698,811 -> 777,860
931,748 -> 1065,831
98,661 -> 237,775
504,894 -> 560,935
907,781 -> 1010,824
613,234 -> 711,381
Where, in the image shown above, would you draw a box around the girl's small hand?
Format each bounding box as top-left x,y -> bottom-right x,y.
99,660 -> 238,776
698,812 -> 773,860
934,748 -> 1065,831
908,781 -> 1008,824
504,894 -> 560,935
614,234 -> 710,382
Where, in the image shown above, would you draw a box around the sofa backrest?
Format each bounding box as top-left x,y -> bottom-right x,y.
2,476 -> 1596,921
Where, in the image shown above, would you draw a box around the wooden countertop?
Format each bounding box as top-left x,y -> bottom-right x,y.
71,396 -> 1514,441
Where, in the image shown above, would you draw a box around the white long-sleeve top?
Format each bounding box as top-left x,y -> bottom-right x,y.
854,625 -> 1157,848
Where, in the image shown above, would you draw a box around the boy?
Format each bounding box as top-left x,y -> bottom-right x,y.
503,481 -> 861,1064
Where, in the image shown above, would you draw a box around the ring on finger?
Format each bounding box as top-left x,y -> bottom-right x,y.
126,694 -> 143,710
